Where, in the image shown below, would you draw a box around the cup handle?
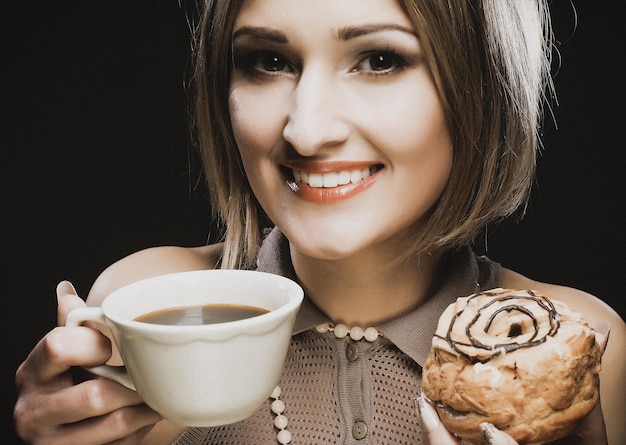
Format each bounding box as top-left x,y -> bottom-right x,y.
65,307 -> 136,391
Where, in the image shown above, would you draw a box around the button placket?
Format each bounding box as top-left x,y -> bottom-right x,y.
344,339 -> 372,442
334,335 -> 376,444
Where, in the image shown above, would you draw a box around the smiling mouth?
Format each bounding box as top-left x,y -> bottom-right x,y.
282,163 -> 384,203
290,164 -> 383,188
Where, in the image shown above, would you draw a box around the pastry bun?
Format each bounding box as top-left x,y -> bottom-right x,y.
422,288 -> 602,444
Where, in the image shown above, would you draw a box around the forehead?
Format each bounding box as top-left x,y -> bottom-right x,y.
233,0 -> 413,33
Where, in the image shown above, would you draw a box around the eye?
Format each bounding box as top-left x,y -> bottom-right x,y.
239,51 -> 294,75
256,52 -> 290,72
353,51 -> 408,74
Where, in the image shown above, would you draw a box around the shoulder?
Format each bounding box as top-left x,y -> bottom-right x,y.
86,243 -> 224,306
502,267 -> 626,443
501,268 -> 623,330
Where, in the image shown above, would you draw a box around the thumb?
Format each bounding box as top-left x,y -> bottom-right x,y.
56,280 -> 86,326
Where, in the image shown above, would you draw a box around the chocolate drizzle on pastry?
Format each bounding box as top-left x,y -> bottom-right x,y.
435,289 -> 561,363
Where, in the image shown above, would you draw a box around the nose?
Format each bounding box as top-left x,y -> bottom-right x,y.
283,69 -> 350,156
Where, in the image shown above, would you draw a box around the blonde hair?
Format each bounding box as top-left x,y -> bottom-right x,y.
192,0 -> 553,269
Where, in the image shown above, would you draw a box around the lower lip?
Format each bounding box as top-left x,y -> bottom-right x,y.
286,169 -> 382,203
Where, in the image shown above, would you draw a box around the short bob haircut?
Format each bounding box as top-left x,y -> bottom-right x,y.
192,0 -> 553,269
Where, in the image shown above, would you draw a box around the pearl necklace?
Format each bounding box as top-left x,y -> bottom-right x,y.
270,323 -> 381,444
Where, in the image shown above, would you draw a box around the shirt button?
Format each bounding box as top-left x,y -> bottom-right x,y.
346,342 -> 359,362
352,421 -> 368,440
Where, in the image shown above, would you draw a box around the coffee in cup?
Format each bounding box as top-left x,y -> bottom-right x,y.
66,269 -> 303,427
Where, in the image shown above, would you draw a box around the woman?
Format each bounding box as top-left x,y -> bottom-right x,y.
14,0 -> 626,444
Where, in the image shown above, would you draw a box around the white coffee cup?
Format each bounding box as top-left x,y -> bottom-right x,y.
66,269 -> 303,427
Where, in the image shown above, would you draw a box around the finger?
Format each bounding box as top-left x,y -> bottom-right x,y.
593,321 -> 611,355
47,404 -> 161,445
24,378 -> 145,426
17,326 -> 112,386
414,393 -> 459,444
104,424 -> 157,445
57,281 -> 85,326
480,423 -> 518,445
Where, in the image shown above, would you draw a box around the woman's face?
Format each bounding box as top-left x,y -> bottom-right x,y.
229,0 -> 453,260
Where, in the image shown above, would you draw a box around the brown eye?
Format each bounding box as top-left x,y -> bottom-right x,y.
354,51 -> 408,74
251,52 -> 292,73
368,53 -> 395,71
261,54 -> 287,71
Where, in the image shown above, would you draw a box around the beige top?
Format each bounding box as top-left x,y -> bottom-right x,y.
174,228 -> 501,444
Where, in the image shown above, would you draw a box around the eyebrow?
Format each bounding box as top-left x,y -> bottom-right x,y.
337,23 -> 417,40
232,27 -> 288,43
232,23 -> 416,44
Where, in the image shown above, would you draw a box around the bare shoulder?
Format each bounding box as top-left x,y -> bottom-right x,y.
86,243 -> 224,306
501,268 -> 624,328
502,267 -> 626,443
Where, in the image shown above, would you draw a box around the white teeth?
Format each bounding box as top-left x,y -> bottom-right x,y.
293,166 -> 378,188
308,173 -> 323,188
350,169 -> 362,184
337,170 -> 350,185
322,172 -> 338,188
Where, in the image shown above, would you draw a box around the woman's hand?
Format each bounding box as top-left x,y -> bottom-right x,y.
414,391 -> 517,445
14,281 -> 162,445
415,393 -> 605,445
415,323 -> 611,445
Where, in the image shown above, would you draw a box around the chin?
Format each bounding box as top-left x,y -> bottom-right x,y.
283,225 -> 381,262
294,239 -> 358,261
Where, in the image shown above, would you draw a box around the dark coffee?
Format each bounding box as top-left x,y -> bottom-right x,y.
134,303 -> 269,326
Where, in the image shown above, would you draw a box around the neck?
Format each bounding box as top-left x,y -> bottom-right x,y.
290,243 -> 441,327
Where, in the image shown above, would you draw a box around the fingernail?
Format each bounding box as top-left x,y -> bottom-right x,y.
595,321 -> 611,340
594,321 -> 611,354
414,388 -> 440,433
56,280 -> 77,298
595,321 -> 611,337
481,422 -> 516,445
480,422 -> 497,444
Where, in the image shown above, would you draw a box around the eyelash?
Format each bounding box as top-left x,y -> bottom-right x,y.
234,51 -> 295,78
233,49 -> 410,78
352,49 -> 409,76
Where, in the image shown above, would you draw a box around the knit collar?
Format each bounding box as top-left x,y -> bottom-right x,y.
255,227 -> 501,366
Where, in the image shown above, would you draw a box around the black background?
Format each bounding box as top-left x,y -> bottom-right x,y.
1,1 -> 624,443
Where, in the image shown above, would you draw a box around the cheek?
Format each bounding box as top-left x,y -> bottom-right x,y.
392,81 -> 446,141
372,84 -> 454,218
229,90 -> 260,159
364,82 -> 453,175
228,87 -> 288,201
228,86 -> 289,160
228,93 -> 265,189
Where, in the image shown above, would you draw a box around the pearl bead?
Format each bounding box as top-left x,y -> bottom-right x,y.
277,429 -> 292,444
274,414 -> 289,429
270,385 -> 282,399
315,324 -> 330,334
349,326 -> 364,340
364,327 -> 379,341
271,399 -> 285,415
333,323 -> 349,338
